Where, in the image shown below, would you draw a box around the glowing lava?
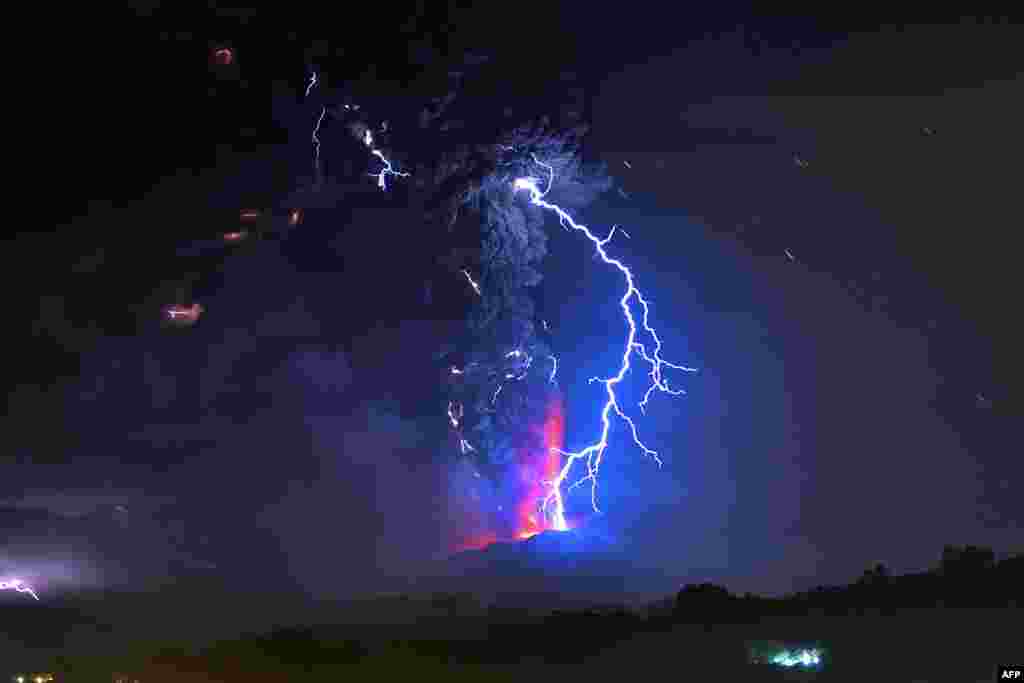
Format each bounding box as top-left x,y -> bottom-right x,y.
454,531 -> 498,554
454,393 -> 568,553
515,391 -> 568,540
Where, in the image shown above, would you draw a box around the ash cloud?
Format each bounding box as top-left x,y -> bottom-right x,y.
292,49 -> 615,540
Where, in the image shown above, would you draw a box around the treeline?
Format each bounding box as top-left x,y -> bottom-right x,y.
32,545 -> 1023,679
667,545 -> 1022,629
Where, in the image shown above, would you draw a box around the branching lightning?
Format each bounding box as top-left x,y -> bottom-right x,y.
447,400 -> 463,429
447,400 -> 478,455
485,347 -> 536,409
298,66 -> 688,541
513,154 -> 697,529
306,72 -> 410,191
0,578 -> 39,601
360,127 -> 411,191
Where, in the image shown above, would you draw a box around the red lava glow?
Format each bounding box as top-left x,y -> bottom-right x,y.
239,209 -> 262,222
222,231 -> 247,242
515,391 -> 567,540
455,393 -> 568,554
453,531 -> 498,554
288,208 -> 304,226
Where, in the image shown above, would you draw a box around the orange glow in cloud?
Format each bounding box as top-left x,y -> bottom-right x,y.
452,393 -> 568,554
212,47 -> 234,66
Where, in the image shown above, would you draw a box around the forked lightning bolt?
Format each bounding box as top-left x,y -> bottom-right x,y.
361,128 -> 410,191
0,579 -> 39,601
306,81 -> 409,191
513,154 -> 697,529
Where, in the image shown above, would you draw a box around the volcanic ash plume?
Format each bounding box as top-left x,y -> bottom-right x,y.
430,120 -> 612,551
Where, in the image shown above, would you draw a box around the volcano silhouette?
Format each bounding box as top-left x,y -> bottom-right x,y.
431,521 -> 673,608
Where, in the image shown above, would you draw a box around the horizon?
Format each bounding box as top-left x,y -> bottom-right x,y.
4,10 -> 1020,670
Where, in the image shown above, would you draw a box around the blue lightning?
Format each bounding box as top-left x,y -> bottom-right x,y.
361,127 -> 411,191
547,354 -> 558,384
513,154 -> 697,527
303,69 -> 409,191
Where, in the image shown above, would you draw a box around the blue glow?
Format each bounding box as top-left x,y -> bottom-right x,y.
513,154 -> 697,528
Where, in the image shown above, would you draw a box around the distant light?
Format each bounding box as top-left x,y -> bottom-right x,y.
771,648 -> 821,667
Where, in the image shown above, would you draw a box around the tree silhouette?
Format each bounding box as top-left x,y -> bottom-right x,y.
858,562 -> 890,586
940,544 -> 995,576
674,583 -> 736,631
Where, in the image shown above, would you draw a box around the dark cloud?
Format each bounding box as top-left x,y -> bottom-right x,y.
9,19 -> 1021,638
265,400 -> 456,599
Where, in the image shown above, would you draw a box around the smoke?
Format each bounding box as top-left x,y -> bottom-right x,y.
326,90 -> 615,544
423,119 -> 612,541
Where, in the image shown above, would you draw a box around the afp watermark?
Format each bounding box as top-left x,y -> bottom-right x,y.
997,666 -> 1023,681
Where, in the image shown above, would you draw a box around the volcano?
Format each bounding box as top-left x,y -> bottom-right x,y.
428,518 -> 674,609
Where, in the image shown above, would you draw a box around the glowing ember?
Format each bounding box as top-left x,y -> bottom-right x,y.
454,531 -> 498,554
164,303 -> 204,325
212,47 -> 233,66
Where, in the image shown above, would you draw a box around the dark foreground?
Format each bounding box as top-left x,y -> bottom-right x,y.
24,608 -> 1020,682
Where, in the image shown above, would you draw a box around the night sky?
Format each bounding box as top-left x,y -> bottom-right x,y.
4,7 -> 1021,650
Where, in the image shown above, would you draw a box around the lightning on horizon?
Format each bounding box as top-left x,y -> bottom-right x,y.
0,579 -> 40,601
